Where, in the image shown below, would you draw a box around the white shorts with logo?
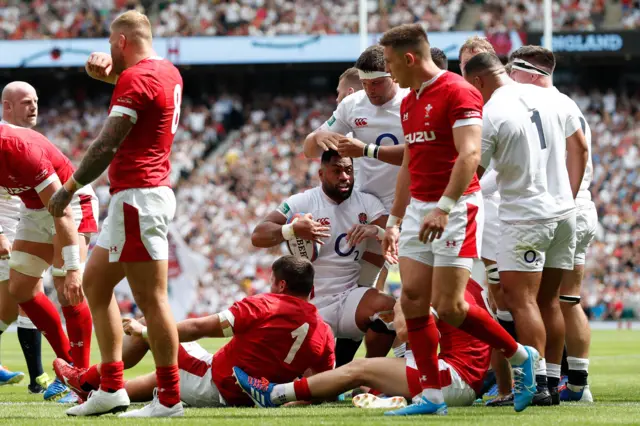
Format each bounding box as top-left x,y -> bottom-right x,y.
0,216 -> 18,282
497,211 -> 577,272
312,286 -> 369,340
398,192 -> 483,271
574,202 -> 597,266
481,195 -> 499,262
96,187 -> 176,263
405,350 -> 476,407
177,341 -> 226,408
15,187 -> 99,244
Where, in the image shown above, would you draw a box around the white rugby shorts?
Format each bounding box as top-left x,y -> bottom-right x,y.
574,202 -> 597,266
497,211 -> 577,272
312,286 -> 370,340
15,187 -> 99,244
96,187 -> 176,263
405,350 -> 476,407
398,192 -> 484,271
481,195 -> 499,262
177,341 -> 226,407
0,216 -> 18,282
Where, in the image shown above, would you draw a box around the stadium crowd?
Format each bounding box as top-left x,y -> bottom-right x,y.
0,0 -> 637,39
20,82 -> 638,321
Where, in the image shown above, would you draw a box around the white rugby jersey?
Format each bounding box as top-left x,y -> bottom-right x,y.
277,186 -> 386,299
319,88 -> 410,211
480,165 -> 500,201
551,86 -> 593,205
480,83 -> 579,222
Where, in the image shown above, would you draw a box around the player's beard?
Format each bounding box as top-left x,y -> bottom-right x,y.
111,50 -> 126,74
322,180 -> 353,203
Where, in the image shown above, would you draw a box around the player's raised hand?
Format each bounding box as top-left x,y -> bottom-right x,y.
292,213 -> 331,245
0,233 -> 11,260
122,317 -> 145,337
346,224 -> 377,246
86,52 -> 113,79
316,133 -> 341,152
63,270 -> 84,306
337,137 -> 366,158
419,208 -> 449,243
381,226 -> 400,265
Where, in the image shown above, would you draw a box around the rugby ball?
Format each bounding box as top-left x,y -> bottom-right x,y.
286,214 -> 319,262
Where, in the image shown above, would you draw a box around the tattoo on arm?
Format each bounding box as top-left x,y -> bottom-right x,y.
73,116 -> 134,185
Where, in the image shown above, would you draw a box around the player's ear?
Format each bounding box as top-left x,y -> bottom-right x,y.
348,87 -> 355,96
404,52 -> 415,67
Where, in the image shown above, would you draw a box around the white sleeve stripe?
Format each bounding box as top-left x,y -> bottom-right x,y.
35,173 -> 60,193
110,105 -> 138,123
218,309 -> 235,337
452,118 -> 483,128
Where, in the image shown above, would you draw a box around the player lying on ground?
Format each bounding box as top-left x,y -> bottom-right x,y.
252,149 -> 396,366
234,278 -> 491,409
53,255 -> 335,411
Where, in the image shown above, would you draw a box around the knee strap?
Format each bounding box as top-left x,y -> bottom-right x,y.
369,310 -> 396,335
485,264 -> 500,285
8,251 -> 49,278
560,295 -> 581,305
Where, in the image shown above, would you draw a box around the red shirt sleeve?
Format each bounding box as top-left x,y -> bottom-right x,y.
447,81 -> 483,128
13,140 -> 57,193
226,295 -> 268,335
110,70 -> 157,122
312,325 -> 336,373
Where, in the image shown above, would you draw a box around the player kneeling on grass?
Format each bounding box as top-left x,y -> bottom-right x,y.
252,149 -> 397,366
54,255 -> 335,413
234,278 -> 491,411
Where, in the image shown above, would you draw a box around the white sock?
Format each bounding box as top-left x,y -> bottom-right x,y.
420,388 -> 444,405
567,356 -> 589,372
496,310 -> 513,322
536,358 -> 547,376
393,343 -> 407,358
17,315 -> 37,329
270,382 -> 296,406
547,363 -> 561,379
507,343 -> 528,365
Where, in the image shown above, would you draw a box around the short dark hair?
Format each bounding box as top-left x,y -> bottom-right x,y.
321,149 -> 351,165
272,255 -> 315,297
509,45 -> 556,73
379,23 -> 430,56
355,45 -> 386,73
430,47 -> 448,70
464,52 -> 504,77
339,67 -> 362,88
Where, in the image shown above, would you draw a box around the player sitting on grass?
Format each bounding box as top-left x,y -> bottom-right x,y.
233,278 -> 491,411
53,255 -> 335,412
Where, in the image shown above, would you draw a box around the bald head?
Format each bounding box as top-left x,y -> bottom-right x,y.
109,10 -> 154,74
2,81 -> 38,128
463,52 -> 508,103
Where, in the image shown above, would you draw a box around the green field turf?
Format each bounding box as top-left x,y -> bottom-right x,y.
0,330 -> 638,424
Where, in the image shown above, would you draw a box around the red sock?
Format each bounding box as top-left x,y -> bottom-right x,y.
293,377 -> 311,400
19,293 -> 72,363
81,364 -> 102,390
61,301 -> 92,369
156,365 -> 180,407
406,315 -> 441,391
458,304 -> 518,358
100,361 -> 124,393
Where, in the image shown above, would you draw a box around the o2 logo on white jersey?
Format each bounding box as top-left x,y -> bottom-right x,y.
405,131 -> 436,144
334,233 -> 360,261
376,133 -> 399,146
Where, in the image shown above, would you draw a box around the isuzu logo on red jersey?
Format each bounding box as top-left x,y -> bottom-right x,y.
405,131 -> 436,144
354,118 -> 368,127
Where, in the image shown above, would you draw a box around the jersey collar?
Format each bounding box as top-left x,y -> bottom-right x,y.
416,70 -> 446,99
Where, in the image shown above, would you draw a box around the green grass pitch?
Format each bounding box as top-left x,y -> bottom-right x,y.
0,330 -> 638,424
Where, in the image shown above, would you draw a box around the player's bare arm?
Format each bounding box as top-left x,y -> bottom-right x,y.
304,130 -> 342,158
419,124 -> 481,243
382,145 -> 411,263
337,136 -> 404,166
85,52 -> 119,85
48,116 -> 133,217
565,128 -> 588,199
123,315 -> 226,341
346,214 -> 389,246
0,230 -> 10,260
38,180 -> 84,305
252,211 -> 331,247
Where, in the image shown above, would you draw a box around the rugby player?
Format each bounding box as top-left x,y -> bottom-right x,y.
48,10 -> 184,417
252,150 -> 396,365
378,24 -> 536,416
0,82 -> 62,397
54,256 -> 335,411
509,46 -> 595,403
0,113 -> 98,391
463,52 -> 587,407
335,67 -> 363,104
234,278 -> 491,410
